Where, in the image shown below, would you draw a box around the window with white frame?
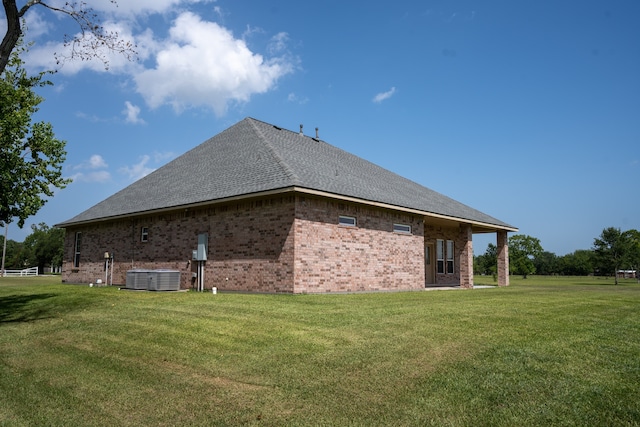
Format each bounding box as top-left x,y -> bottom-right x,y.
446,240 -> 454,274
141,226 -> 149,242
339,215 -> 356,227
436,239 -> 444,274
393,223 -> 411,234
73,232 -> 82,268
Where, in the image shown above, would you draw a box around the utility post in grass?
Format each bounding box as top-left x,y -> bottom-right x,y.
1,223 -> 7,277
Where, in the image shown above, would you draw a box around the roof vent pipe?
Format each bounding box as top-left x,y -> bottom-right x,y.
299,124 -> 303,135
315,127 -> 319,138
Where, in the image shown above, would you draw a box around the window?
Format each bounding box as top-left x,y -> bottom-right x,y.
436,239 -> 444,274
339,215 -> 356,227
393,223 -> 411,234
141,227 -> 149,242
436,239 -> 455,274
73,232 -> 82,268
446,240 -> 455,274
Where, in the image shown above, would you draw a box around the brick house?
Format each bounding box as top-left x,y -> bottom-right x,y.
57,118 -> 517,293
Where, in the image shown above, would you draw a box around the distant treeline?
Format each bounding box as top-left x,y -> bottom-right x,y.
475,227 -> 639,281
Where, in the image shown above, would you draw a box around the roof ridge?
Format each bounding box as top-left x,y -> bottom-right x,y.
247,118 -> 301,185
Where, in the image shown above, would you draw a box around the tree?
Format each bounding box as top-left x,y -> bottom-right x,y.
0,233 -> 26,269
1,44 -> 71,228
1,0 -> 136,75
533,251 -> 557,275
557,250 -> 594,276
592,227 -> 632,285
509,234 -> 543,279
23,222 -> 63,273
474,243 -> 497,278
623,229 -> 640,283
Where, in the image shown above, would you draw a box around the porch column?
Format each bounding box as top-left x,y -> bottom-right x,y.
497,230 -> 509,286
460,224 -> 474,289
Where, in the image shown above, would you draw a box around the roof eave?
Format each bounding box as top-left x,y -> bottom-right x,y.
293,187 -> 518,232
56,186 -> 518,233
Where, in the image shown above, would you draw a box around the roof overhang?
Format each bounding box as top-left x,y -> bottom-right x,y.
294,187 -> 518,233
56,186 -> 518,233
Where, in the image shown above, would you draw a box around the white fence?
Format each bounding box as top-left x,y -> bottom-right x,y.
2,266 -> 39,277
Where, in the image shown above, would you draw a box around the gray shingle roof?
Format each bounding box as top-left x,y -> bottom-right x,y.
58,117 -> 515,230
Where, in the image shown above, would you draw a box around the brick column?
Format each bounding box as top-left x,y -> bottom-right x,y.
459,225 -> 474,288
497,230 -> 509,286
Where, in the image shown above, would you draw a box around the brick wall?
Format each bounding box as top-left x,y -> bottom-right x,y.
497,230 -> 510,286
293,196 -> 425,293
458,225 -> 474,288
423,224 -> 472,286
62,196 -> 296,292
62,193 -> 474,293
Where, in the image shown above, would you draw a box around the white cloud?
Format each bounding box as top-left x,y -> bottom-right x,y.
373,87 -> 397,103
242,25 -> 264,40
88,154 -> 108,169
119,155 -> 155,181
268,32 -> 289,55
287,92 -> 308,104
71,170 -> 112,183
23,9 -> 54,39
70,155 -> 111,182
134,12 -> 295,116
153,151 -> 176,163
21,1 -> 297,117
75,111 -> 109,123
123,101 -> 146,124
74,154 -> 109,170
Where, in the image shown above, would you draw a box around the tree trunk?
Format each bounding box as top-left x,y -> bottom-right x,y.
0,0 -> 22,75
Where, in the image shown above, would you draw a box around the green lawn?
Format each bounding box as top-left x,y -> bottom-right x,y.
1,275 -> 638,426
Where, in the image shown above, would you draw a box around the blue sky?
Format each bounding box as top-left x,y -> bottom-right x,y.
3,0 -> 639,256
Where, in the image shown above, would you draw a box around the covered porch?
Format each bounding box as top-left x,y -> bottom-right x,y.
423,216 -> 517,289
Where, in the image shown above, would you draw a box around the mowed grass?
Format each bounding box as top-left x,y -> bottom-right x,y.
0,276 -> 638,426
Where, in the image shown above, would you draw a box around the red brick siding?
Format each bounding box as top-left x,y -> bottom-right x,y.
423,224 -> 472,286
497,230 -> 510,286
293,196 -> 425,293
207,198 -> 295,293
62,197 -> 296,292
459,225 -> 474,288
61,193 -> 473,293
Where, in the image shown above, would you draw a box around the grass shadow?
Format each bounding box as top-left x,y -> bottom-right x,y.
0,293 -> 60,323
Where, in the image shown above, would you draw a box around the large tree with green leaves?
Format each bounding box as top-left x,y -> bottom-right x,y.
557,249 -> 594,276
622,229 -> 640,283
509,234 -> 544,279
474,243 -> 497,278
23,222 -> 63,273
0,233 -> 25,269
1,44 -> 70,228
592,227 -> 633,285
533,251 -> 558,275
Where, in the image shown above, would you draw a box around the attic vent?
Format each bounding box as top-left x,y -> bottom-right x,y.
273,125 -> 282,130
